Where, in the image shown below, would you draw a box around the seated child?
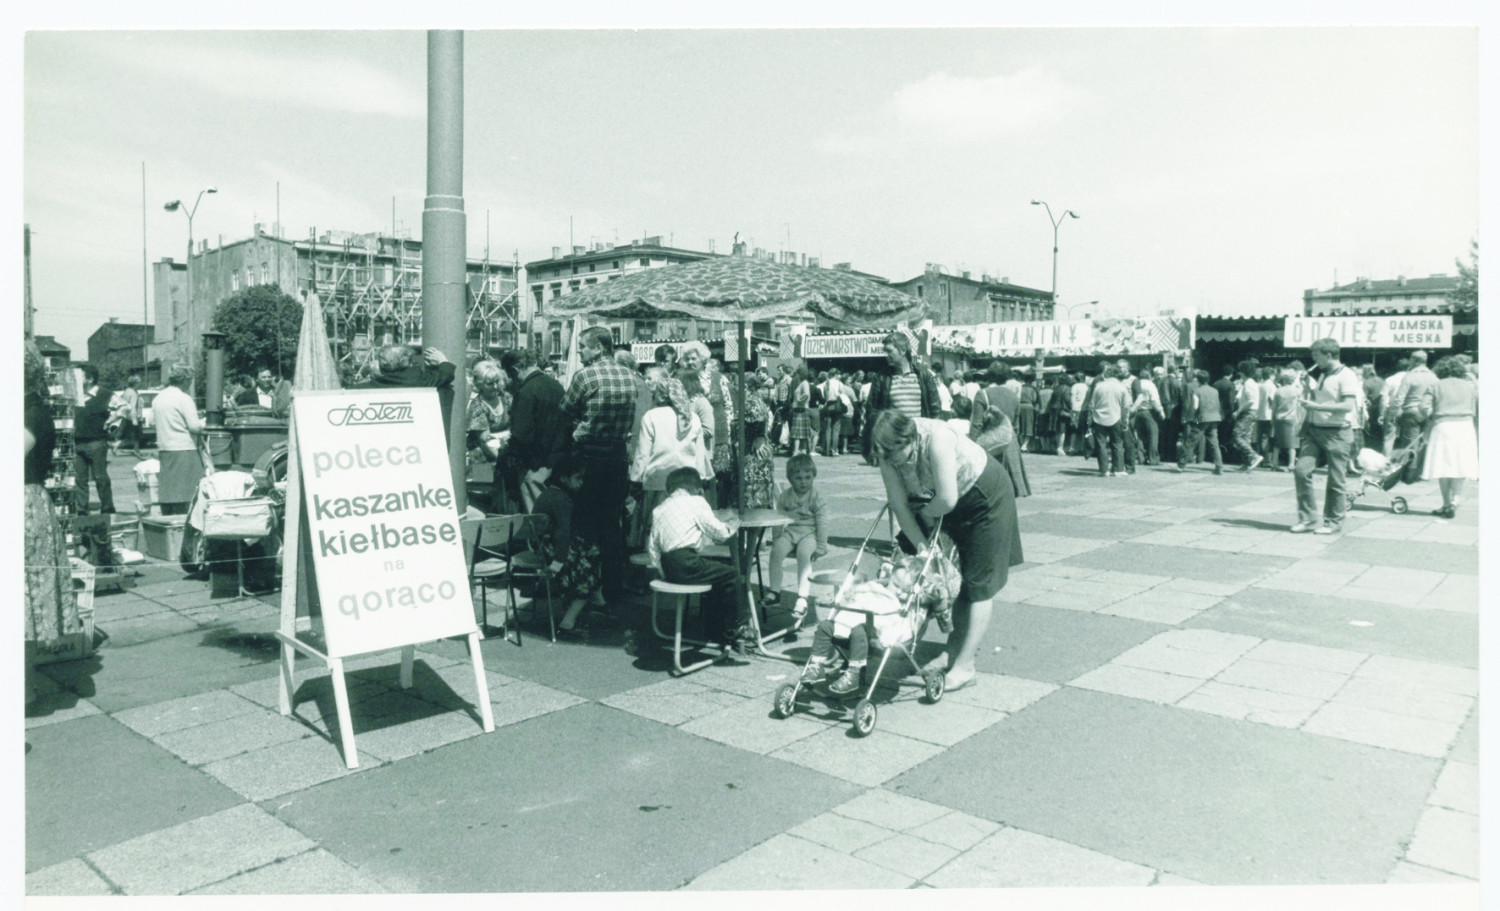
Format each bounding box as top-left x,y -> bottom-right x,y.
647,467 -> 752,653
801,553 -> 953,696
766,453 -> 829,631
531,454 -> 605,637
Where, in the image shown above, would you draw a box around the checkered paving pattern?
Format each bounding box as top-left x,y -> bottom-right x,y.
27,452 -> 1478,893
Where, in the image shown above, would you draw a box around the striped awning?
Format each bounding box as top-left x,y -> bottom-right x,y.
1199,329 -> 1283,342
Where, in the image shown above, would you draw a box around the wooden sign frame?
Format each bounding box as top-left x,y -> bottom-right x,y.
275,388 -> 493,769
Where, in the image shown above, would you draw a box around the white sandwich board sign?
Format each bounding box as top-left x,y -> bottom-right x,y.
276,388 -> 491,768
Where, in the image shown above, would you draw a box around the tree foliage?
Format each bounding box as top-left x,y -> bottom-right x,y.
1447,237 -> 1478,312
212,284 -> 303,379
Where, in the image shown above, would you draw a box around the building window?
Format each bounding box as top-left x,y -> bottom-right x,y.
585,277 -> 597,285
610,327 -> 621,345
231,271 -> 241,291
532,287 -> 544,308
588,263 -> 596,273
634,320 -> 657,340
639,257 -> 650,267
549,326 -> 562,355
569,280 -> 581,291
612,261 -> 620,270
916,285 -> 924,298
262,265 -> 271,285
316,264 -> 334,283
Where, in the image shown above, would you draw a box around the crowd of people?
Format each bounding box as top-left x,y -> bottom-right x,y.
25,329 -> 1479,704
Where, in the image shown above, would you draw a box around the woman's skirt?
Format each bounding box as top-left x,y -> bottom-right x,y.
1423,419 -> 1479,480
1015,403 -> 1035,438
158,448 -> 206,506
1035,407 -> 1054,437
934,457 -> 1024,603
25,484 -> 80,643
789,407 -> 814,442
1272,419 -> 1298,451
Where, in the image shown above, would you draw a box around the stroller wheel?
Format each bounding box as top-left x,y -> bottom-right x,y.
923,670 -> 946,703
852,699 -> 877,737
772,683 -> 798,719
1344,492 -> 1359,512
1391,497 -> 1409,515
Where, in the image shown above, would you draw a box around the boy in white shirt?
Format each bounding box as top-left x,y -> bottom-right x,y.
648,468 -> 751,654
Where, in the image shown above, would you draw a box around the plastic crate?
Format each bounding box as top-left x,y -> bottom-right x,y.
140,514 -> 188,561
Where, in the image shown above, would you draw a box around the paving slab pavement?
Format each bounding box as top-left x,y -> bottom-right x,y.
26,449 -> 1482,897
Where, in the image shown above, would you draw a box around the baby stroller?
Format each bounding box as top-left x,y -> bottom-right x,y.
770,508 -> 957,737
1344,435 -> 1425,515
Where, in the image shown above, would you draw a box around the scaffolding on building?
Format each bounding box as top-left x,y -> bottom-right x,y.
301,233 -> 521,364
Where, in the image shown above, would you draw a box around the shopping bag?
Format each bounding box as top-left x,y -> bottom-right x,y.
201,497 -> 275,540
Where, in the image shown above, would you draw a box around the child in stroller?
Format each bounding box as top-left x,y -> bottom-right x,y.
799,552 -> 951,695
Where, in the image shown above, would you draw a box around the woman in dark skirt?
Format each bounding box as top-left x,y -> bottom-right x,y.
872,410 -> 1024,691
150,365 -> 208,515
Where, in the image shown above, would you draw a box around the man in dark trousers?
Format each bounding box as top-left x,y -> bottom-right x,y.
73,364 -> 116,515
560,326 -> 638,603
501,347 -> 568,511
1159,366 -> 1183,464
1212,367 -> 1237,468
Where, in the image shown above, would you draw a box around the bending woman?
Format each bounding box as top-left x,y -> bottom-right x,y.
870,410 -> 1024,689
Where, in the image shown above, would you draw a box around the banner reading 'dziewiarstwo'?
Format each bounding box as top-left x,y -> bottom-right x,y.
293,389 -> 476,658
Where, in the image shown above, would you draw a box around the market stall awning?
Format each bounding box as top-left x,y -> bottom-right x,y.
544,254 -> 930,328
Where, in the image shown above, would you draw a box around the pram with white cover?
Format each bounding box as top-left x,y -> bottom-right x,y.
770,508 -> 959,737
1345,437 -> 1425,515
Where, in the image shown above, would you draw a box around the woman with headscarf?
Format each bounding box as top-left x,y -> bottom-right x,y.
25,342 -> 82,705
151,364 -> 208,516
630,375 -> 712,546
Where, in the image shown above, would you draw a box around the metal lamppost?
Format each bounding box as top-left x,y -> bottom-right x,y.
164,186 -> 217,367
1030,199 -> 1079,315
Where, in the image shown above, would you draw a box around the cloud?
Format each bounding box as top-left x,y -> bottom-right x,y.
891,70 -> 1082,140
102,40 -> 424,119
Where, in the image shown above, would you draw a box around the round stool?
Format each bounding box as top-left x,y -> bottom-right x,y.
649,579 -> 717,676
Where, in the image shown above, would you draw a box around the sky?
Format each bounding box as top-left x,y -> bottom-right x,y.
18,9 -> 1485,357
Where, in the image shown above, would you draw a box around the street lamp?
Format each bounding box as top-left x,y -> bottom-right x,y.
1030,199 -> 1079,315
164,186 -> 217,367
1065,300 -> 1098,320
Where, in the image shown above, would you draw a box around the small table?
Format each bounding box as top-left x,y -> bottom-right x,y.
714,508 -> 800,662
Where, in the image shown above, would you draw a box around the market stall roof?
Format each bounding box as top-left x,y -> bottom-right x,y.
544,254 -> 931,328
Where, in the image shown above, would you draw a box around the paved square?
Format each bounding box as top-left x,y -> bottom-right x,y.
25,715 -> 245,873
888,687 -> 1438,884
269,703 -> 866,893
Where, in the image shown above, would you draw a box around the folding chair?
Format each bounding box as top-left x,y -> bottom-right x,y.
459,515 -> 525,646
504,513 -> 558,643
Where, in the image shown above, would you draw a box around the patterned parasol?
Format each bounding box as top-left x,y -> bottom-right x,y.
545,254 -> 930,327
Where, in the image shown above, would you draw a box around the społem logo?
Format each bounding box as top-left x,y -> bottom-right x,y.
327,401 -> 415,427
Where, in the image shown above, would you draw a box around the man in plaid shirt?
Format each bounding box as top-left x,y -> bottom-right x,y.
561,326 -> 638,601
